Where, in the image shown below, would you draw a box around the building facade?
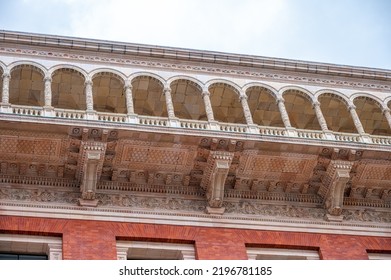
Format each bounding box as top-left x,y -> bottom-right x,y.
0,30 -> 390,260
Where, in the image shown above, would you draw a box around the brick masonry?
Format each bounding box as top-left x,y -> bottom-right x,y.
1,215 -> 390,259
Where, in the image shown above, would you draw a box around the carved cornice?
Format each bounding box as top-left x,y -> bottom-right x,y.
0,46 -> 390,92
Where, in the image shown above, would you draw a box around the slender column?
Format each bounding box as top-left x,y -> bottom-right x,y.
44,76 -> 52,107
348,105 -> 365,135
163,87 -> 175,119
1,71 -> 10,104
276,97 -> 292,128
313,101 -> 329,131
239,94 -> 254,125
124,81 -> 134,114
382,108 -> 391,130
202,90 -> 215,122
85,79 -> 94,111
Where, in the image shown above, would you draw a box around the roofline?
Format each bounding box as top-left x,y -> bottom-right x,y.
1,29 -> 390,81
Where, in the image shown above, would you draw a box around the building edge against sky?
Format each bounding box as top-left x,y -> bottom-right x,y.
0,30 -> 390,260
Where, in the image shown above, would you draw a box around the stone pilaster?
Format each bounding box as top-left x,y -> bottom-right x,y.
313,101 -> 328,131
124,81 -> 134,114
85,79 -> 94,112
202,90 -> 215,122
382,107 -> 391,130
348,105 -> 365,135
44,76 -> 52,107
276,97 -> 292,128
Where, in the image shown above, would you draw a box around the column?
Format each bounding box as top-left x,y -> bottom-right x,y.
85,79 -> 94,111
124,81 -> 134,114
349,104 -> 371,143
312,101 -> 328,131
44,76 -> 52,107
382,108 -> 391,130
348,105 -> 365,135
163,86 -> 175,119
202,89 -> 215,121
276,97 -> 292,128
1,71 -> 10,104
239,94 -> 254,125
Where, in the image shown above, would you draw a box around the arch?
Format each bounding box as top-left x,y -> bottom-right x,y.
167,75 -> 204,92
280,87 -> 319,130
49,64 -> 88,80
353,94 -> 390,135
245,84 -> 283,127
8,61 -> 47,77
92,72 -> 126,113
8,62 -> 46,106
208,80 -> 245,124
129,72 -> 165,88
90,68 -> 127,85
315,89 -> 351,107
206,79 -> 241,95
51,67 -> 86,110
169,78 -> 206,121
131,73 -> 166,117
317,91 -> 356,133
280,85 -> 314,102
243,82 -> 279,99
384,96 -> 391,109
351,92 -> 384,110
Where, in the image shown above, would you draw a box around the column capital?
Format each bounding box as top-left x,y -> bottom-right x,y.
202,90 -> 210,97
163,86 -> 171,94
2,71 -> 10,79
124,80 -> 132,89
348,104 -> 356,111
312,101 -> 321,107
85,79 -> 93,86
382,107 -> 390,114
239,94 -> 248,101
276,97 -> 285,104
44,76 -> 52,82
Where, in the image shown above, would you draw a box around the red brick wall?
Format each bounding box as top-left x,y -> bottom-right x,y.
1,215 -> 390,260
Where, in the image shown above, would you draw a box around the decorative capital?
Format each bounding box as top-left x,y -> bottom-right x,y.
239,94 -> 248,101
44,75 -> 52,82
312,101 -> 320,107
348,104 -> 356,111
382,107 -> 390,114
202,90 -> 210,97
163,86 -> 171,94
85,79 -> 93,86
124,80 -> 132,89
276,97 -> 284,104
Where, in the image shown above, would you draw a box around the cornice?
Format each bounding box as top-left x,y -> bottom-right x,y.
1,30 -> 391,92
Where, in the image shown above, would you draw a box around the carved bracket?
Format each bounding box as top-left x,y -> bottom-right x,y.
321,160 -> 353,221
77,141 -> 107,207
201,151 -> 233,214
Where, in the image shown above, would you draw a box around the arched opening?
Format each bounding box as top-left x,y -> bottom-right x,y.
170,79 -> 206,120
132,76 -> 166,117
51,68 -> 86,110
283,90 -> 320,130
318,93 -> 355,133
209,83 -> 245,124
354,96 -> 390,135
9,65 -> 45,106
0,69 -> 3,101
92,73 -> 125,113
246,86 -> 283,127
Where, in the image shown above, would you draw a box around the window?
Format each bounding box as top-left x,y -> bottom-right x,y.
0,234 -> 62,260
117,241 -> 195,260
247,248 -> 320,260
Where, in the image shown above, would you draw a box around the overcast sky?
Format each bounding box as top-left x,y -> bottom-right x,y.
0,0 -> 390,69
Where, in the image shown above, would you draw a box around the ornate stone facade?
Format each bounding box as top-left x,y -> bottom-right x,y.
0,31 -> 391,259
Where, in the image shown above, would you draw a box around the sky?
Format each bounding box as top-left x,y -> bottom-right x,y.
0,0 -> 390,69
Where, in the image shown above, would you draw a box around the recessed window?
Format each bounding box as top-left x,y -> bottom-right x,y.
0,234 -> 62,260
247,248 -> 320,260
117,241 -> 195,260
